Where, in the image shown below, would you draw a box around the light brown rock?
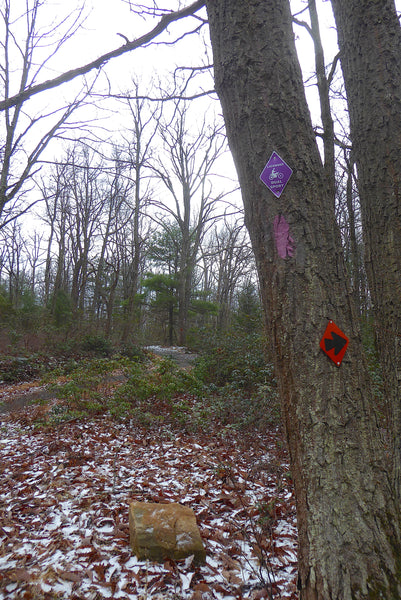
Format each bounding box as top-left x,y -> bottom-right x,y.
129,502 -> 206,564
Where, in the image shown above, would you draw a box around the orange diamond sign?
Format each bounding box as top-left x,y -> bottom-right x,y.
320,320 -> 349,367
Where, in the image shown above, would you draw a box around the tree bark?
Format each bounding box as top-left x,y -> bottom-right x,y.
330,0 -> 401,502
206,0 -> 401,597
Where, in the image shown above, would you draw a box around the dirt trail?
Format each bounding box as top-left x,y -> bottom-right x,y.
0,347 -> 198,415
145,345 -> 198,368
0,383 -> 56,415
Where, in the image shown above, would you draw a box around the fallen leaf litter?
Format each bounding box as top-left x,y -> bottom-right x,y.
0,406 -> 298,599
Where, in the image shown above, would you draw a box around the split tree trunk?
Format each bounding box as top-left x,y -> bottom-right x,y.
206,0 -> 401,597
330,0 -> 401,503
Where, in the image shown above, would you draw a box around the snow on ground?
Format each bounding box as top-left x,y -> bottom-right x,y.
0,413 -> 298,599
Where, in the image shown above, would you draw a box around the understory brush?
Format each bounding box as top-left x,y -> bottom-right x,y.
36,356 -> 132,425
108,356 -> 206,430
25,336 -> 279,433
193,332 -> 279,430
0,355 -> 44,383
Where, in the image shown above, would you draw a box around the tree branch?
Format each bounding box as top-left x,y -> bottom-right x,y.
93,89 -> 217,103
327,52 -> 340,88
0,0 -> 206,112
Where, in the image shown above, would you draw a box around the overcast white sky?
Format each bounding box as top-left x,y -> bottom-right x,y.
5,0 -> 383,231
12,0 -> 401,148
37,0 -> 343,148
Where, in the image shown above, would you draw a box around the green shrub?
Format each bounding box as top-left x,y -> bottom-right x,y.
214,385 -> 280,431
0,293 -> 15,324
43,356 -> 130,419
120,343 -> 147,362
52,290 -> 73,328
17,344 -> 280,434
192,332 -> 280,430
110,357 -> 202,411
80,335 -> 113,357
0,355 -> 43,383
193,332 -> 274,391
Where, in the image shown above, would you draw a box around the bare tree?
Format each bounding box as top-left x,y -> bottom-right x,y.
41,161 -> 72,313
0,220 -> 27,306
118,88 -> 159,342
42,144 -> 106,324
0,1 -> 207,112
334,149 -> 368,318
152,101 -> 226,344
206,0 -> 401,596
65,146 -> 106,318
330,0 -> 401,505
293,0 -> 337,201
0,0 -> 95,227
207,219 -> 254,332
41,126 -> 154,338
24,230 -> 45,297
41,164 -> 65,307
90,148 -> 134,333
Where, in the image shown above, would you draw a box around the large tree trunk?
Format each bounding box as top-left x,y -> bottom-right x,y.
206,0 -> 401,597
330,0 -> 401,503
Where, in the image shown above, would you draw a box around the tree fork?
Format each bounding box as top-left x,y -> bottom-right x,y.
330,0 -> 401,506
206,0 -> 401,597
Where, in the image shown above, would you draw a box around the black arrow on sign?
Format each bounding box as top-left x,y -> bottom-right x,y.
324,331 -> 347,355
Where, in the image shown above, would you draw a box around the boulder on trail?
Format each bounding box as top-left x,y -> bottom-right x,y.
129,501 -> 206,564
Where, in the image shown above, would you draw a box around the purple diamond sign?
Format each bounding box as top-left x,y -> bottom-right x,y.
260,151 -> 293,198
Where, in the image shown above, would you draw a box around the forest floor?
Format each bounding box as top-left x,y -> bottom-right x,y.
0,356 -> 298,600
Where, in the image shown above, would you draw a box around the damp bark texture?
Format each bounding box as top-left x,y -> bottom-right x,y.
206,0 -> 401,598
330,0 -> 401,504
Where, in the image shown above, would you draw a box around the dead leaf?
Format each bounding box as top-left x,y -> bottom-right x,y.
222,554 -> 241,570
8,568 -> 31,581
222,569 -> 243,585
194,581 -> 212,592
60,570 -> 83,582
251,588 -> 270,599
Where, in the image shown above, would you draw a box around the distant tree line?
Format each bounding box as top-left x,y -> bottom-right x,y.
0,96 -> 259,352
